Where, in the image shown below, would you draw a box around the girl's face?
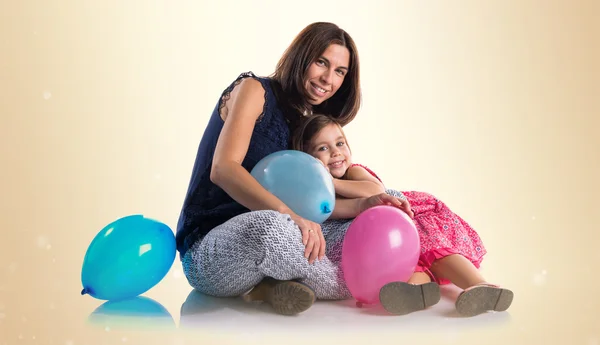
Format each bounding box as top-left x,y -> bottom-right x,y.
308,123 -> 352,178
304,44 -> 350,105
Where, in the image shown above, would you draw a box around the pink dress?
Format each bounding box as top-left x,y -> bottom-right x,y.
350,164 -> 487,285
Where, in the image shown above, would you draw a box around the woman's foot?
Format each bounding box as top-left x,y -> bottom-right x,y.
379,281 -> 441,315
455,283 -> 514,317
242,277 -> 316,316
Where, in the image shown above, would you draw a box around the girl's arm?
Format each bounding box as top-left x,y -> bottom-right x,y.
333,165 -> 386,199
330,193 -> 413,219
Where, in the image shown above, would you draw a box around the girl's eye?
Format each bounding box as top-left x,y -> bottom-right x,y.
336,70 -> 346,76
316,60 -> 325,66
318,146 -> 328,152
336,141 -> 345,146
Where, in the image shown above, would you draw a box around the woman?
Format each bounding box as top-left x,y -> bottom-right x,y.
176,22 -> 411,316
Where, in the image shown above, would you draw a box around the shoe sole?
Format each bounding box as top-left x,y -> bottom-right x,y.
379,281 -> 441,315
455,285 -> 514,317
266,281 -> 316,316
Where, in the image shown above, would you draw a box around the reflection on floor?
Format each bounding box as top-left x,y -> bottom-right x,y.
86,284 -> 512,337
178,284 -> 511,335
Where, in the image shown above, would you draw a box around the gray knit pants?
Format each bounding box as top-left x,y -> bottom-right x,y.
181,190 -> 406,300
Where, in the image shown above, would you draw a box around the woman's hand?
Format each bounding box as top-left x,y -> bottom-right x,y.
289,212 -> 326,264
358,193 -> 414,219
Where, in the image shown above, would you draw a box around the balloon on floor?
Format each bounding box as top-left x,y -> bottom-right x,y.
342,205 -> 420,305
81,214 -> 176,301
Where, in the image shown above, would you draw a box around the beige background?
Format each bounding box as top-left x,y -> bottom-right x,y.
1,0 -> 599,344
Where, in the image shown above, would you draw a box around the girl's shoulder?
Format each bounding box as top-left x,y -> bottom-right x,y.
348,163 -> 383,182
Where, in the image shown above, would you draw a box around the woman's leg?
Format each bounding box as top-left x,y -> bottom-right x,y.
243,217 -> 355,314
182,210 -> 351,314
429,254 -> 514,316
300,217 -> 354,300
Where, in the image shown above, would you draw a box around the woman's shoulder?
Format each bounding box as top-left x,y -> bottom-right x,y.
227,71 -> 274,93
221,71 -> 278,108
217,71 -> 286,126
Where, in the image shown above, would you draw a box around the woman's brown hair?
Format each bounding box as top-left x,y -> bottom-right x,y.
271,22 -> 361,129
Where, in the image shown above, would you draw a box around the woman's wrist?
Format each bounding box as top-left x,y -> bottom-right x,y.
276,204 -> 295,216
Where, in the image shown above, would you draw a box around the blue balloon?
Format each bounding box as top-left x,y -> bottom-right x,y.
81,215 -> 176,301
250,150 -> 335,223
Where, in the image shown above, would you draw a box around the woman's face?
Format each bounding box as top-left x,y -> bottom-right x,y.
304,44 -> 350,105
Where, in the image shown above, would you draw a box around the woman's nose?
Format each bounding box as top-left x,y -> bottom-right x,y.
320,69 -> 333,84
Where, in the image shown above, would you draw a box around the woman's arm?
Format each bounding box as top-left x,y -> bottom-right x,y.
210,77 -> 325,262
210,78 -> 292,214
333,165 -> 386,199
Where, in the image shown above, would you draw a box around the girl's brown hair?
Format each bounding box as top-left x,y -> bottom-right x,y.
292,114 -> 350,154
271,22 -> 361,130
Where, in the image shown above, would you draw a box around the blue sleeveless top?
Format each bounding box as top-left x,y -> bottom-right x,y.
176,72 -> 291,258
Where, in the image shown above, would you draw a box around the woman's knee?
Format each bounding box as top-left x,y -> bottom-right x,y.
385,188 -> 407,200
241,210 -> 301,245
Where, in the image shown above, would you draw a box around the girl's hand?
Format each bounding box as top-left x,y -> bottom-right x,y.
289,213 -> 326,264
358,193 -> 414,219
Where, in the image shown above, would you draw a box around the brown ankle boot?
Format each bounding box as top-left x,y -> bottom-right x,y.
243,277 -> 316,316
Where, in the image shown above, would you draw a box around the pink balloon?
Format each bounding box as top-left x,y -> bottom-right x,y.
341,205 -> 421,305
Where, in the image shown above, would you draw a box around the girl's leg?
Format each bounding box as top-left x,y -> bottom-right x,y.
408,272 -> 433,284
379,270 -> 441,315
429,254 -> 514,316
429,254 -> 486,289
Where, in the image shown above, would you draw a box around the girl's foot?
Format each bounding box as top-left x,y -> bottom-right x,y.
455,283 -> 514,317
379,281 -> 441,315
243,277 -> 316,316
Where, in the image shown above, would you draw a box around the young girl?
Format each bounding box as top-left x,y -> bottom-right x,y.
292,114 -> 514,317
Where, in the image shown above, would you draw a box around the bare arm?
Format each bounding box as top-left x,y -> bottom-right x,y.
330,198 -> 362,219
210,78 -> 292,214
333,165 -> 386,199
330,194 -> 414,219
330,166 -> 415,219
210,77 -> 325,262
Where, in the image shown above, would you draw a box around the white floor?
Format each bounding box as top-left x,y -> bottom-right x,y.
177,285 -> 512,335
85,283 -> 513,340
